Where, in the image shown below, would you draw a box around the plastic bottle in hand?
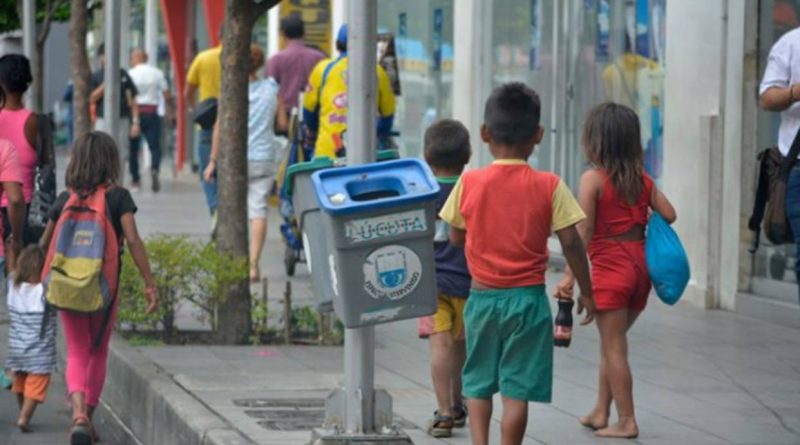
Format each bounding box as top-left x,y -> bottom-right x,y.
554,299 -> 574,348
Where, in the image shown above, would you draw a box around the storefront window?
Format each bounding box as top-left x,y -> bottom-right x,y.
752,0 -> 800,299
487,0 -> 666,190
377,0 -> 454,159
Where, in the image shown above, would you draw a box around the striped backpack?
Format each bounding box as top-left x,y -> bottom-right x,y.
42,186 -> 120,317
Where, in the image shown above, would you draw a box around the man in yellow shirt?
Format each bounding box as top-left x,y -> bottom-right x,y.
303,25 -> 396,159
185,37 -> 222,217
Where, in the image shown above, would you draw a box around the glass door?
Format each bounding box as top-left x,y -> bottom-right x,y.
377,0 -> 455,159
751,0 -> 800,303
486,0 -> 666,191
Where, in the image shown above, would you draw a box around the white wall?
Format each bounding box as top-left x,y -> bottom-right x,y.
663,0 -> 745,309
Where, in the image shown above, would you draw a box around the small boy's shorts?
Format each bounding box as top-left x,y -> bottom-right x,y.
418,293 -> 467,339
11,372 -> 51,403
462,285 -> 553,402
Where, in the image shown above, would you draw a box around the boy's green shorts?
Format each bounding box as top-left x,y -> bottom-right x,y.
462,285 -> 553,402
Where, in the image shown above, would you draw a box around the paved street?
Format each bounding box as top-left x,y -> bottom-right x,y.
129,175 -> 800,445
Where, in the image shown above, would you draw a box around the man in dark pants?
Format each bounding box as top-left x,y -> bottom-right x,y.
128,49 -> 174,192
760,26 -> 800,302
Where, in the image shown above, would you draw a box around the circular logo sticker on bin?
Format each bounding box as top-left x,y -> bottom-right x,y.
363,245 -> 422,301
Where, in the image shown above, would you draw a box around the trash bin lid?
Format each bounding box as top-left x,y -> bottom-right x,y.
312,158 -> 439,216
284,156 -> 335,198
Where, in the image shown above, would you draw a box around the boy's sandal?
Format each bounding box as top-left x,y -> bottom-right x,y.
427,412 -> 454,438
453,404 -> 468,428
70,415 -> 94,445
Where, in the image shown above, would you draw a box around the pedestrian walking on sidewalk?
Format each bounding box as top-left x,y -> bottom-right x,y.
5,245 -> 55,433
0,54 -> 44,245
759,26 -> 800,302
185,27 -> 223,224
128,48 -> 174,193
303,24 -> 396,158
266,13 -> 324,123
439,83 -> 595,445
205,44 -> 286,282
417,119 -> 472,438
90,43 -> 142,178
556,103 -> 676,439
39,132 -> 158,445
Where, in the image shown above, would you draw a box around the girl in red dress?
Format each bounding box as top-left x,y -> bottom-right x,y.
557,102 -> 676,439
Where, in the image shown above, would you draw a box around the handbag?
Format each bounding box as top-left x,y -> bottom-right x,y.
193,98 -> 218,129
748,127 -> 800,250
28,113 -> 57,240
645,212 -> 690,305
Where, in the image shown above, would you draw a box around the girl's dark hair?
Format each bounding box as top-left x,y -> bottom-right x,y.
0,54 -> 33,94
582,102 -> 644,203
66,132 -> 120,191
14,245 -> 45,286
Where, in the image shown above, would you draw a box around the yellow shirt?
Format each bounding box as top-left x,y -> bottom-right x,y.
186,46 -> 223,101
439,159 -> 585,288
303,56 -> 396,159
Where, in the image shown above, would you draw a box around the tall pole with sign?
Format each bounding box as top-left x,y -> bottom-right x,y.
312,1 -> 410,443
343,0 -> 377,433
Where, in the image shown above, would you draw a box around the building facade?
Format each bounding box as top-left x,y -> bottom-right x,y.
365,0 -> 798,326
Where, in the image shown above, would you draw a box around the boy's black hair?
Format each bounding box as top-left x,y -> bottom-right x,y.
0,54 -> 32,94
281,14 -> 305,39
483,82 -> 541,147
424,119 -> 471,170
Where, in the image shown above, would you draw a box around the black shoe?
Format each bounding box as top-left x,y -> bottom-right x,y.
151,170 -> 161,193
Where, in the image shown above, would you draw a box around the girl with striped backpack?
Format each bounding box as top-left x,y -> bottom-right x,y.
40,132 -> 158,445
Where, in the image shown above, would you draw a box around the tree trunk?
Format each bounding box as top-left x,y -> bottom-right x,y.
69,0 -> 91,140
214,0 -> 279,344
33,40 -> 44,112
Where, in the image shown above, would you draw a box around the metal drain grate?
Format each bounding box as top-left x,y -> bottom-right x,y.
233,398 -> 325,409
234,398 -> 418,431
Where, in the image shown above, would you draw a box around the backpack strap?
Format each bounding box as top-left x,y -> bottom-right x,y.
315,55 -> 345,115
35,113 -> 55,169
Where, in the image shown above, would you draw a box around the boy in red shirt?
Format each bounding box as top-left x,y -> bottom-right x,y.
440,83 -> 595,445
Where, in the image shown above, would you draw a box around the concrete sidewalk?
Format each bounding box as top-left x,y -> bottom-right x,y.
122,175 -> 800,445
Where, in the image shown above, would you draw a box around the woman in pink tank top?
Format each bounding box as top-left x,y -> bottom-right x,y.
0,54 -> 40,244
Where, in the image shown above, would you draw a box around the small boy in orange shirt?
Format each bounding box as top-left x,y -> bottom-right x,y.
439,82 -> 595,445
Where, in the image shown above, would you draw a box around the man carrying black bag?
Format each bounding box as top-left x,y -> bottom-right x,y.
760,26 -> 800,301
185,27 -> 223,223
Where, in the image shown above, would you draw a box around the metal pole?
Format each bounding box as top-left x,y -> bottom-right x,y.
145,0 -> 159,63
22,0 -> 35,110
344,0 -> 377,434
121,0 -> 132,69
104,0 -> 122,165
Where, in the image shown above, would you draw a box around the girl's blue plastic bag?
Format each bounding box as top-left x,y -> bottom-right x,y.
645,213 -> 690,305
